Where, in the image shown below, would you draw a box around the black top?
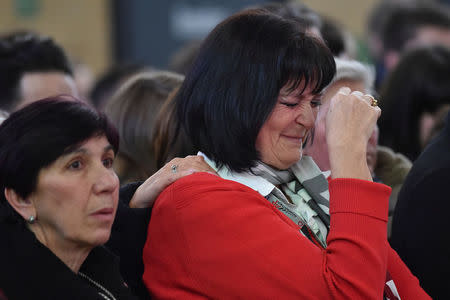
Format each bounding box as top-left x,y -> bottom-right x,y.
0,219 -> 138,300
106,182 -> 151,300
391,112 -> 450,299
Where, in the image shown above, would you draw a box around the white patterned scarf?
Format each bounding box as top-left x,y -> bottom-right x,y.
251,156 -> 330,247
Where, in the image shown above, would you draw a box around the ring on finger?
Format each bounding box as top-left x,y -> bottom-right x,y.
171,164 -> 178,173
366,95 -> 378,107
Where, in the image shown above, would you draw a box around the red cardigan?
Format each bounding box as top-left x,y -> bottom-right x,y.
143,173 -> 429,299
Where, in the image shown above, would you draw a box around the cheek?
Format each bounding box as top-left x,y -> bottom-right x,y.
256,123 -> 277,151
37,178 -> 88,214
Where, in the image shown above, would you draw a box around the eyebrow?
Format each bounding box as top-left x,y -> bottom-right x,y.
62,144 -> 115,157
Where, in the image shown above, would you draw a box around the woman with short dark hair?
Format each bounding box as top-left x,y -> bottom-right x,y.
142,9 -> 430,299
0,96 -> 211,300
0,97 -> 135,299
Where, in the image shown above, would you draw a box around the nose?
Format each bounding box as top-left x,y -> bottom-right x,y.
296,104 -> 316,130
92,165 -> 119,195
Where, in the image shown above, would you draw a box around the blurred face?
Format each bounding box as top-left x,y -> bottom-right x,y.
387,27 -> 450,71
406,26 -> 450,51
255,83 -> 321,169
304,79 -> 374,172
17,72 -> 79,110
28,136 -> 119,252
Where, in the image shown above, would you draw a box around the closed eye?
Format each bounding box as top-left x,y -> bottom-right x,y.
311,100 -> 322,108
281,102 -> 298,107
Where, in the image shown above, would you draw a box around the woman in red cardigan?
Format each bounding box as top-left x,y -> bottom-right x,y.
142,9 -> 430,299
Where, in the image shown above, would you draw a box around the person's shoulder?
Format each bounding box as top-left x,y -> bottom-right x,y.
402,134 -> 450,189
169,172 -> 257,194
154,172 -> 266,211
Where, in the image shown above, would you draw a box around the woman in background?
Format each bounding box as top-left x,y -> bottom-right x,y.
105,71 -> 184,182
379,45 -> 450,161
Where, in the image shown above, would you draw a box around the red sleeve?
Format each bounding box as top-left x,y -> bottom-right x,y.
387,247 -> 431,299
143,173 -> 391,299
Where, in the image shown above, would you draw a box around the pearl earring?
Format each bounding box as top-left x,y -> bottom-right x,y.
28,215 -> 36,224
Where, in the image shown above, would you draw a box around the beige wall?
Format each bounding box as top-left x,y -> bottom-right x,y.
0,0 -> 111,75
302,0 -> 379,37
0,0 -> 381,74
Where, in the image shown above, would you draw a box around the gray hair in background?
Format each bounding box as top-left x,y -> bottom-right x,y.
331,58 -> 375,95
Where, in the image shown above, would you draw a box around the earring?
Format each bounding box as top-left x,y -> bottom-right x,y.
28,215 -> 36,224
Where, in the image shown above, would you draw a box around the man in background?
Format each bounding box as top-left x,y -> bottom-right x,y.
0,31 -> 78,112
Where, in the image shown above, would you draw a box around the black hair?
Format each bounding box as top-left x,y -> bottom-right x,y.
0,96 -> 119,222
379,45 -> 450,161
382,3 -> 450,53
0,31 -> 73,111
176,9 -> 335,172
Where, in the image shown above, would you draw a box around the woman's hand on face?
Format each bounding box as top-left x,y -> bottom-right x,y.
129,155 -> 217,208
325,87 -> 381,181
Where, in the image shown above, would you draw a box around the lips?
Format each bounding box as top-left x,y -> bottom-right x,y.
281,134 -> 304,144
90,207 -> 115,221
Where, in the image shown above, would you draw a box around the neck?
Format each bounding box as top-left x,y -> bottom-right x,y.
28,224 -> 92,273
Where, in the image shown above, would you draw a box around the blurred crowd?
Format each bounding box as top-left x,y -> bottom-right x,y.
1,0 -> 450,299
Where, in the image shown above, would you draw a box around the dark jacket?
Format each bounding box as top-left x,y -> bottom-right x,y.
106,182 -> 151,300
391,111 -> 450,299
0,219 -> 138,300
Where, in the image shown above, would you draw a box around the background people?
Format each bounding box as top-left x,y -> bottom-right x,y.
378,45 -> 450,161
304,58 -> 412,238
378,2 -> 450,88
390,110 -> 450,299
105,71 -> 184,182
0,31 -> 78,112
90,64 -> 150,110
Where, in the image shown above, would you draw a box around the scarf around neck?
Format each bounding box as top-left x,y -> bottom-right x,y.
199,153 -> 401,299
200,153 -> 331,248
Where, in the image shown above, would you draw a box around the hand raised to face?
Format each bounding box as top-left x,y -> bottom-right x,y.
325,87 -> 381,181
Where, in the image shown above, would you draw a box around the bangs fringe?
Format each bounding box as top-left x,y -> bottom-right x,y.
280,35 -> 335,96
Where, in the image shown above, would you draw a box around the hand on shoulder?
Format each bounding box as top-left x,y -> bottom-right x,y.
129,155 -> 216,208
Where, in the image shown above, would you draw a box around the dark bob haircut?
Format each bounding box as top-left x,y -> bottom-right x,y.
176,9 -> 335,172
0,96 -> 119,222
379,45 -> 450,161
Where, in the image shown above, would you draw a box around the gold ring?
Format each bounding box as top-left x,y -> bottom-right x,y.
367,95 -> 378,107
